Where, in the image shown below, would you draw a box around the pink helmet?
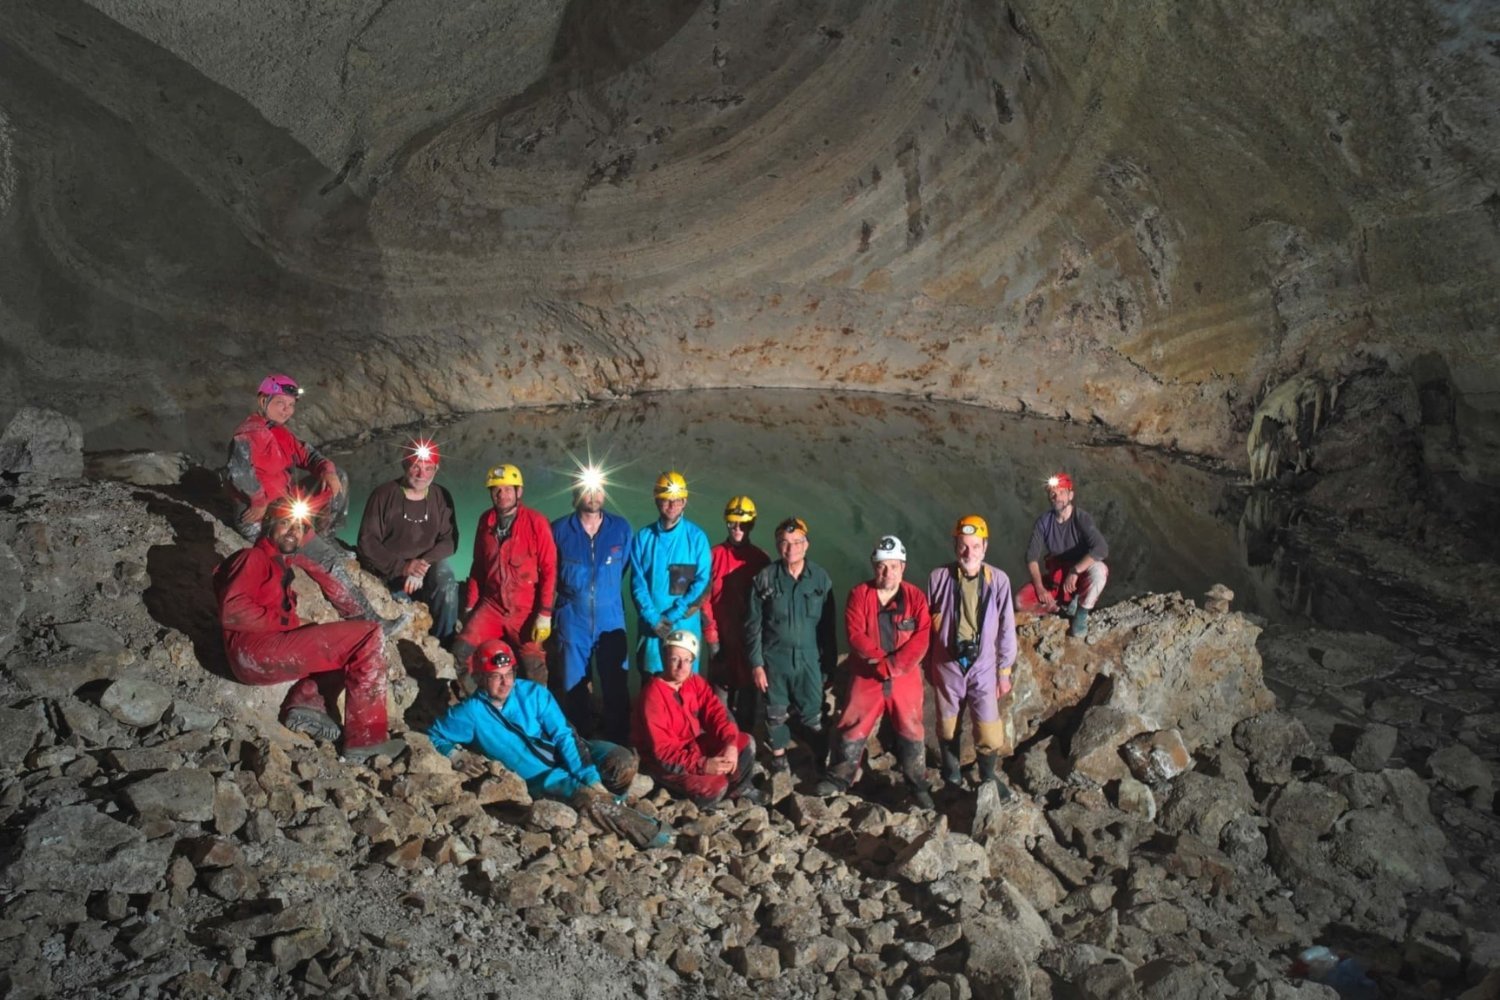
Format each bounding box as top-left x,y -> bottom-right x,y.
257,373 -> 302,397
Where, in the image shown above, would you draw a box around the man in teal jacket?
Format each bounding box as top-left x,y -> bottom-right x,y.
428,640 -> 669,848
745,517 -> 839,773
628,470 -> 712,676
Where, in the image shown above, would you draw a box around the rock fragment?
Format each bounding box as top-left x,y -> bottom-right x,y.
99,678 -> 173,728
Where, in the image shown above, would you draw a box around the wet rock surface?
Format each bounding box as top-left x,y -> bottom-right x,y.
0,476 -> 1496,998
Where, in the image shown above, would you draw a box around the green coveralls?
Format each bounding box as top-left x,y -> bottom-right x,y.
744,560 -> 839,751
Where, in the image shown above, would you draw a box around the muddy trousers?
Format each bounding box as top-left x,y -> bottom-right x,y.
453,600 -> 548,685
226,620 -> 389,748
1016,557 -> 1109,612
651,733 -> 756,807
824,671 -> 927,792
387,559 -> 459,643
765,660 -> 825,753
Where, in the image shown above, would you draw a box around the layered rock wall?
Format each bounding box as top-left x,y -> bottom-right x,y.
0,0 -> 1496,477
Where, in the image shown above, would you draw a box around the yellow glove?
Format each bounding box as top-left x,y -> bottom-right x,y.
531,614 -> 552,644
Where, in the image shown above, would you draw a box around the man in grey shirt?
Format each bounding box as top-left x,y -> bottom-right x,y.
1017,472 -> 1109,637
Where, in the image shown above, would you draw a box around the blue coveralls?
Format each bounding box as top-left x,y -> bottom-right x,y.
628,516 -> 712,676
551,510 -> 633,742
428,680 -> 603,800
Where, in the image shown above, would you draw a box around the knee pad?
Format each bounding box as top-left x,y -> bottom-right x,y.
765,704 -> 790,728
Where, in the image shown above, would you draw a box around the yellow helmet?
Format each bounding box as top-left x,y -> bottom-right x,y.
954,514 -> 989,539
485,464 -> 524,488
724,495 -> 757,523
654,470 -> 689,500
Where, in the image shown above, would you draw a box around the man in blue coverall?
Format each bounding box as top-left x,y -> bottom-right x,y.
628,470 -> 712,678
551,471 -> 634,743
428,640 -> 669,849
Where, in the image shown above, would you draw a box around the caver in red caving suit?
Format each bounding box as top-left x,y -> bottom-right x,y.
821,579 -> 932,798
700,538 -> 770,730
215,536 -> 389,749
457,504 -> 557,684
224,413 -> 348,541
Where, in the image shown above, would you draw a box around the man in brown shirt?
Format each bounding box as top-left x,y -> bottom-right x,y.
356,439 -> 459,643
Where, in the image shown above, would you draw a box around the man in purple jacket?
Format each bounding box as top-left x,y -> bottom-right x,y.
926,514 -> 1017,802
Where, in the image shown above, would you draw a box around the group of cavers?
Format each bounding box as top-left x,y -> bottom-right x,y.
214,374 -> 1111,848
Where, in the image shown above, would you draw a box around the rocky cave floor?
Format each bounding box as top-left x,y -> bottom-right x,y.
0,453 -> 1498,1000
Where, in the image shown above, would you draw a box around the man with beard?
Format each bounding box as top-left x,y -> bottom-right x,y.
551,468 -> 634,741
454,464 -> 557,689
356,438 -> 459,644
1017,472 -> 1110,638
215,495 -> 405,763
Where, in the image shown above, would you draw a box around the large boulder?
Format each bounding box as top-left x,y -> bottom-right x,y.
0,406 -> 83,481
1015,594 -> 1272,758
4,804 -> 172,892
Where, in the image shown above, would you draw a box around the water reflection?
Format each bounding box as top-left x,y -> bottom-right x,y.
332,389 -> 1295,623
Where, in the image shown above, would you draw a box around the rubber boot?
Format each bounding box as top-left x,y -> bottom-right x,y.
895,738 -> 934,810
815,739 -> 865,797
976,751 -> 1015,804
1069,607 -> 1090,638
939,737 -> 964,788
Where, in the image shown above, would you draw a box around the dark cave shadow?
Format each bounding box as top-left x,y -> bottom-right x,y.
397,638 -> 455,734
135,489 -> 234,681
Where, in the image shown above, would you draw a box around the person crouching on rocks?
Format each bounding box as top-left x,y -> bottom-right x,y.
1016,471 -> 1109,638
634,630 -> 763,809
817,535 -> 935,809
926,515 -> 1018,802
214,496 -> 406,764
429,640 -> 670,850
355,438 -> 459,645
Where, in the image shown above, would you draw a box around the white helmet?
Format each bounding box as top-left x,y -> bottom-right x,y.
663,630 -> 700,659
872,535 -> 907,563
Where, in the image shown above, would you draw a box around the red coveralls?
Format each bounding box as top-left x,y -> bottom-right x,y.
834,579 -> 932,743
225,414 -> 339,531
459,505 -> 557,678
701,541 -> 770,688
215,537 -> 389,747
633,672 -> 753,804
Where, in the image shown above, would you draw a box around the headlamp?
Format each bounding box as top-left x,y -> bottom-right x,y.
575,465 -> 607,494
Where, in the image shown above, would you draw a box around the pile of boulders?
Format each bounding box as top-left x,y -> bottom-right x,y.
1,457 -> 1497,999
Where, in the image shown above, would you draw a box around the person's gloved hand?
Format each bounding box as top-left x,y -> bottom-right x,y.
450,750 -> 489,778
875,657 -> 892,681
655,620 -> 674,641
709,641 -> 722,662
532,614 -> 552,643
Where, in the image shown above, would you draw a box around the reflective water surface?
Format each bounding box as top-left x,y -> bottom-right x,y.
332,389 -> 1293,625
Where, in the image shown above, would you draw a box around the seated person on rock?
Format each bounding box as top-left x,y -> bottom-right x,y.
817,535 -> 934,809
1016,471 -> 1109,638
927,515 -> 1018,801
429,640 -> 669,849
633,630 -> 762,809
355,438 -> 459,645
214,495 -> 406,764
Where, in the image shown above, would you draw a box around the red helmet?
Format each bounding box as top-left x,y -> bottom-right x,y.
403,438 -> 441,466
471,639 -> 516,674
1047,472 -> 1074,491
257,373 -> 303,397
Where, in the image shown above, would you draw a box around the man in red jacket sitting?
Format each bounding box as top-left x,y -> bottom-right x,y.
816,535 -> 934,809
453,463 -> 557,689
634,630 -> 762,808
214,496 -> 405,763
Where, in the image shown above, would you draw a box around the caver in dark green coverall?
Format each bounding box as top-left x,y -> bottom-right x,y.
744,560 -> 839,751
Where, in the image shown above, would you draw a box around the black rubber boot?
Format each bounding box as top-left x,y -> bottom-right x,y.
895,738 -> 934,810
939,737 -> 964,788
976,751 -> 1016,803
815,738 -> 865,797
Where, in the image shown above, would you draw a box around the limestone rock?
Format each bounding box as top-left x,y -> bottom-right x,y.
889,817 -> 991,884
1348,723 -> 1398,772
735,944 -> 781,980
84,450 -> 189,487
1427,744 -> 1494,803
528,800 -> 579,832
1068,705 -> 1146,784
0,705 -> 45,770
1267,780 -> 1348,838
1329,808 -> 1451,892
1121,730 -> 1192,785
0,542 -> 22,662
1232,713 -> 1316,786
125,768 -> 216,822
0,407 -> 83,481
99,678 -> 173,728
6,805 -> 171,892
964,880 -> 1055,997
1159,772 -> 1253,842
